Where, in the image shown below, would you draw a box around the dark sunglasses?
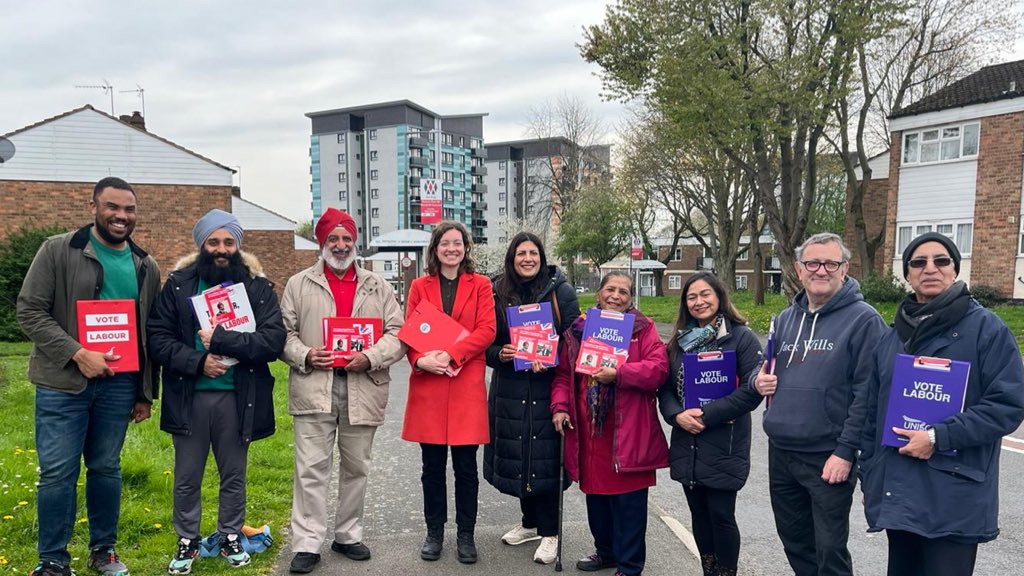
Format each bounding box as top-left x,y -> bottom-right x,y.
908,256 -> 953,269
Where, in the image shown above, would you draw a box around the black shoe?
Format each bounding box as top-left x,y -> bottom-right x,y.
456,531 -> 478,564
29,561 -> 72,576
420,526 -> 443,561
330,541 -> 371,561
288,552 -> 320,573
577,553 -> 617,571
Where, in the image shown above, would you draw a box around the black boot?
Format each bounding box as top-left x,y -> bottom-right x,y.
700,554 -> 717,576
420,525 -> 443,561
456,529 -> 478,564
716,566 -> 737,576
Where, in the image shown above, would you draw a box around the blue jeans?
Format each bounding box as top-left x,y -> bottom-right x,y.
35,374 -> 137,565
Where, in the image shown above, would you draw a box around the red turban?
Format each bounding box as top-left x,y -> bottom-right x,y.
315,208 -> 357,247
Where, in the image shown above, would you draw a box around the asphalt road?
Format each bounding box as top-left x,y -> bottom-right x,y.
269,323 -> 1024,575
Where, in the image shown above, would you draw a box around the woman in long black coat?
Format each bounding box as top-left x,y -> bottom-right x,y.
658,272 -> 763,576
484,232 -> 580,565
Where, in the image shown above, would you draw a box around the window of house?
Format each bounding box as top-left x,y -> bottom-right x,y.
672,247 -> 682,261
640,275 -> 653,289
736,275 -> 748,290
443,152 -> 453,165
668,275 -> 681,290
356,172 -> 361,179
898,221 -> 973,256
443,171 -> 454,183
338,173 -> 346,183
460,173 -> 466,184
499,177 -> 506,186
370,170 -> 378,180
444,190 -> 454,202
338,153 -> 346,163
444,208 -> 454,219
371,188 -> 379,199
339,191 -> 347,201
459,136 -> 465,147
499,161 -> 507,170
499,207 -> 506,215
370,151 -> 378,161
372,226 -> 380,237
337,134 -> 345,144
902,122 -> 980,165
371,208 -> 379,218
384,261 -> 392,271
369,129 -> 377,140
736,248 -> 748,261
498,192 -> 506,201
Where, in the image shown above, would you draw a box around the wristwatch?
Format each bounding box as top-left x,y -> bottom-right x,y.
927,428 -> 937,447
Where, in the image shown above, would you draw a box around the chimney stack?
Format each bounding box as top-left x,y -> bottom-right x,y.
118,111 -> 146,131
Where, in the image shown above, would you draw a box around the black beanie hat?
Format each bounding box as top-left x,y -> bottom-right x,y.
901,231 -> 961,279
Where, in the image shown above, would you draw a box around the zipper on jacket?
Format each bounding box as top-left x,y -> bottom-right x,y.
728,423 -> 734,456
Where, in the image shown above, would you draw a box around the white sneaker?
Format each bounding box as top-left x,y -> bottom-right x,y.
533,536 -> 558,564
501,525 -> 540,545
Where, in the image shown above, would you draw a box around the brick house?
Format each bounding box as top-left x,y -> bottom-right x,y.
844,151 -> 890,279
882,59 -> 1024,298
0,105 -> 316,293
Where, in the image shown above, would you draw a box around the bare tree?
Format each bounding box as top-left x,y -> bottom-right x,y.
832,0 -> 1020,276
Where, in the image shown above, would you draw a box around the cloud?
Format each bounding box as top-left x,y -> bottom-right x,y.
1,0 -> 626,222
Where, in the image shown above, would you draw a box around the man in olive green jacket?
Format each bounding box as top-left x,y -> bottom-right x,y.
17,177 -> 160,576
280,208 -> 406,573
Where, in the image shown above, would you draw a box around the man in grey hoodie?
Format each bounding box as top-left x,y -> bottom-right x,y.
754,233 -> 885,576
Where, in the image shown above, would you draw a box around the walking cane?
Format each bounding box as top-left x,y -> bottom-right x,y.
555,416 -> 571,572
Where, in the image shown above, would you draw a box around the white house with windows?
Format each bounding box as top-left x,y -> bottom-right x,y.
885,59 -> 1024,298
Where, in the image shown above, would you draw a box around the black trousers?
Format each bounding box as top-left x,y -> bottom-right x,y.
768,445 -> 855,576
586,488 -> 648,576
886,530 -> 978,576
521,490 -> 560,537
684,484 -> 740,570
420,443 -> 478,532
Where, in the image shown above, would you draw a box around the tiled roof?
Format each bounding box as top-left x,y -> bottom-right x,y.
891,59 -> 1024,118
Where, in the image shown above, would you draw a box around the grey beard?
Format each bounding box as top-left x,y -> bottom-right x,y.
323,246 -> 355,272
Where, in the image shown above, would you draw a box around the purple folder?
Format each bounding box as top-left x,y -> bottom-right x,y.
580,307 -> 635,354
682,350 -> 738,409
506,303 -> 557,371
881,354 -> 969,448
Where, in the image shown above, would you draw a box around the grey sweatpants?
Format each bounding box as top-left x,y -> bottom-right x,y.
172,390 -> 249,539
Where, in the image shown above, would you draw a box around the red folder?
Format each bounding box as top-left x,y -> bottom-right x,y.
322,317 -> 384,367
76,299 -> 139,373
398,300 -> 470,376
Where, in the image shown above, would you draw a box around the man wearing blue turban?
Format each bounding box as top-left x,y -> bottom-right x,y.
147,208 -> 286,574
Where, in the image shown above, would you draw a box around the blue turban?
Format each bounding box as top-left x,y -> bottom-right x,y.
193,209 -> 243,248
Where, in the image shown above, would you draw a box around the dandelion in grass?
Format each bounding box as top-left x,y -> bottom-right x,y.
0,555 -> 7,564
154,523 -> 162,529
144,507 -> 151,513
3,515 -> 13,520
28,449 -> 36,454
17,501 -> 28,506
77,517 -> 88,524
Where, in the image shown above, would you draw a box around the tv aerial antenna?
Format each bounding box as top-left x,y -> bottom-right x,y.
119,85 -> 145,117
75,79 -> 114,115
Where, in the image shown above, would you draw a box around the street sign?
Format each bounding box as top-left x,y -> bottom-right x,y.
631,237 -> 643,260
401,256 -> 413,269
421,178 -> 442,225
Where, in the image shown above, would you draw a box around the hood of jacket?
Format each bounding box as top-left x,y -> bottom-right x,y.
173,251 -> 265,277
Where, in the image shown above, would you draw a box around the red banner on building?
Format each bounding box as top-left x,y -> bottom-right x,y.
421,178 -> 442,225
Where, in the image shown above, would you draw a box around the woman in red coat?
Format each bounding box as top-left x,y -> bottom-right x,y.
551,271 -> 669,576
401,220 -> 496,565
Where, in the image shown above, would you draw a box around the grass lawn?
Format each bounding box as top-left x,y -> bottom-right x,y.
0,354 -> 294,575
578,291 -> 1024,352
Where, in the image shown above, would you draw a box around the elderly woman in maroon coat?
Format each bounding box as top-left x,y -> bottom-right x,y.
551,271 -> 669,576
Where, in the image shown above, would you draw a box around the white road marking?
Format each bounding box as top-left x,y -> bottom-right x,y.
649,497 -> 699,559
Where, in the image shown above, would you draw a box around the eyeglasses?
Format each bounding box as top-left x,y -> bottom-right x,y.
908,256 -> 953,269
800,260 -> 845,273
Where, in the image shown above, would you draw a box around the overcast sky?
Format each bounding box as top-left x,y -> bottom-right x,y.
3,1 -> 1024,225
1,0 -> 628,223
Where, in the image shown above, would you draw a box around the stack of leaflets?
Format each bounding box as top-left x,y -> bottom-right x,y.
574,307 -> 635,376
682,350 -> 738,409
506,303 -> 559,370
189,282 -> 255,366
322,317 -> 383,367
882,354 -> 969,451
76,299 -> 139,372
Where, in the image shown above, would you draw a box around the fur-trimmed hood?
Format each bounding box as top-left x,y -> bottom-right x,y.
173,250 -> 266,277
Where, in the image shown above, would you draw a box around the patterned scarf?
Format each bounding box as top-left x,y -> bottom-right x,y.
675,314 -> 724,405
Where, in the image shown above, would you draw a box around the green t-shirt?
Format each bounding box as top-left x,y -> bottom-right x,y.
90,235 -> 138,301
194,279 -> 235,391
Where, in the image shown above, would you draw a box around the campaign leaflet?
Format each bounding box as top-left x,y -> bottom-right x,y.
76,299 -> 139,373
682,350 -> 738,409
511,326 -> 560,367
882,354 -> 969,450
506,303 -> 558,370
322,317 -> 384,367
574,339 -> 628,375
189,282 -> 256,366
574,307 -> 635,375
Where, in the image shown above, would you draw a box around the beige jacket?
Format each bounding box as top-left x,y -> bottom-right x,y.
280,261 -> 406,425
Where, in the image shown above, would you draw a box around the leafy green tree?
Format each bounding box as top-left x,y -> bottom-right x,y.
557,182 -> 632,272
295,220 -> 315,242
0,226 -> 66,341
